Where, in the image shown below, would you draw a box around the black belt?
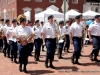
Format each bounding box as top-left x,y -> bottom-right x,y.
35,38 -> 42,40
92,35 -> 100,37
73,36 -> 82,38
45,38 -> 56,40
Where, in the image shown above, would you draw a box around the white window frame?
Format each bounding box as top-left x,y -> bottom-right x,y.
22,7 -> 32,20
49,0 -> 56,3
34,8 -> 43,14
72,0 -> 78,4
35,0 -> 42,2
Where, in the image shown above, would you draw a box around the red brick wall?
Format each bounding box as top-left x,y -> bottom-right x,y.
17,0 -> 63,23
68,0 -> 85,12
0,0 -> 17,23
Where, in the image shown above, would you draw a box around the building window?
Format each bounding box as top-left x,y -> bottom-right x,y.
34,8 -> 43,14
35,0 -> 42,2
72,0 -> 78,4
49,0 -> 56,3
22,7 -> 32,20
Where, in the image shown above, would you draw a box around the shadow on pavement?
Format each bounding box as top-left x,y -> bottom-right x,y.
80,62 -> 100,66
28,61 -> 38,64
56,66 -> 79,72
28,70 -> 54,75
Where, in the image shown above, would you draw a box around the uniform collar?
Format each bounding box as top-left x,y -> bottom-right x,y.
94,21 -> 99,25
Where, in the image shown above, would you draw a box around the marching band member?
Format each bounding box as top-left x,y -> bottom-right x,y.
41,21 -> 45,51
58,21 -> 66,59
32,20 -> 42,61
88,15 -> 100,62
70,15 -> 82,65
3,19 -> 11,58
27,21 -> 34,56
0,19 -> 4,51
64,20 -> 71,52
13,14 -> 34,73
79,15 -> 86,56
41,15 -> 58,69
6,19 -> 18,63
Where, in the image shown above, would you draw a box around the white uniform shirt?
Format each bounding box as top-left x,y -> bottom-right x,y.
2,25 -> 11,36
32,25 -> 42,39
6,26 -> 17,42
80,21 -> 86,29
41,22 -> 57,38
59,26 -> 66,36
64,25 -> 70,35
70,22 -> 82,37
0,24 -> 3,32
14,25 -> 33,40
88,21 -> 100,36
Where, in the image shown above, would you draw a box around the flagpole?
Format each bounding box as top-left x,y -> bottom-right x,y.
64,0 -> 66,26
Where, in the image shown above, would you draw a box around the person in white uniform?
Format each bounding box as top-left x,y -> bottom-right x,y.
13,14 -> 34,73
70,15 -> 82,65
27,21 -> 34,56
0,19 -> 4,51
41,21 -> 45,51
3,19 -> 11,58
57,21 -> 66,59
79,15 -> 86,56
64,20 -> 71,52
6,19 -> 18,63
32,20 -> 42,61
41,15 -> 58,69
88,15 -> 100,62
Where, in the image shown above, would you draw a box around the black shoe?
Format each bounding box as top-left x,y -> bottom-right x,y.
19,67 -> 22,72
30,54 -> 33,56
8,56 -> 10,58
71,56 -> 75,64
23,69 -> 28,73
75,61 -> 81,65
34,57 -> 37,61
45,62 -> 49,68
67,50 -> 70,53
11,59 -> 13,62
14,60 -> 18,64
4,55 -> 6,57
37,58 -> 40,61
50,64 -> 55,69
90,54 -> 94,61
58,56 -> 63,59
42,49 -> 45,51
94,59 -> 100,62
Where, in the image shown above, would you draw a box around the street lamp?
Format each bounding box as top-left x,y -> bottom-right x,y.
4,9 -> 6,24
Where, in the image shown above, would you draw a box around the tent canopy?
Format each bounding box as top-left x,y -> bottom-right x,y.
35,8 -> 64,18
82,10 -> 100,19
66,9 -> 81,18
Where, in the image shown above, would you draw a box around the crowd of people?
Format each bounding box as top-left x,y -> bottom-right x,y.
0,14 -> 100,73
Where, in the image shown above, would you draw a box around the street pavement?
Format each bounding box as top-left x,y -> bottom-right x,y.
0,45 -> 100,75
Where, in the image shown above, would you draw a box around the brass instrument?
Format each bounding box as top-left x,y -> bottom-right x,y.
17,14 -> 26,24
58,27 -> 65,43
16,14 -> 34,46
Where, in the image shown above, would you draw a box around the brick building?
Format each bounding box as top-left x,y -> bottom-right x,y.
0,0 -> 85,23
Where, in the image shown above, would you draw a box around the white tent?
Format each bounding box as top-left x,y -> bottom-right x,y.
82,10 -> 100,19
35,8 -> 64,18
35,8 -> 64,22
66,9 -> 81,19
